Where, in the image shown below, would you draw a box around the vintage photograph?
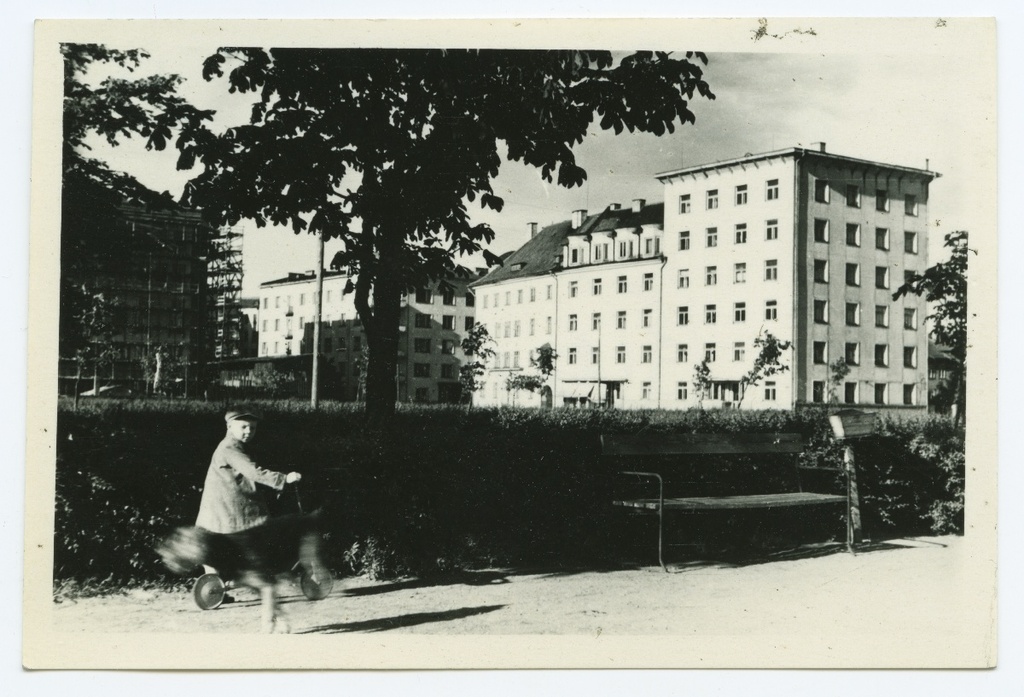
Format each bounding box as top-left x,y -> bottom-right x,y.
24,17 -> 997,669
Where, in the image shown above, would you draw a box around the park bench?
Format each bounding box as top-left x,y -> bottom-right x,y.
602,432 -> 860,571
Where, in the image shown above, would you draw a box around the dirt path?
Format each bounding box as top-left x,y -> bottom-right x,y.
51,536 -> 984,642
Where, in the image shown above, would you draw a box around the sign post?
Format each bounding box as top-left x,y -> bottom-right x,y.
828,409 -> 876,551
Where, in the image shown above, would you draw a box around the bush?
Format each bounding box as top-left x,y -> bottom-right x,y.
53,401 -> 965,587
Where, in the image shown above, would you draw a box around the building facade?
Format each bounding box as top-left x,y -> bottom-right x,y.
474,145 -> 936,411
257,270 -> 480,402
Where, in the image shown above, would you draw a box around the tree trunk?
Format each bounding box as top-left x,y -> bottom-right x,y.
363,271 -> 403,427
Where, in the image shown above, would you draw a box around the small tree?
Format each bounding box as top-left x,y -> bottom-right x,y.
827,356 -> 851,407
735,331 -> 793,409
504,344 -> 559,406
67,290 -> 119,407
894,230 -> 971,424
459,323 -> 497,407
692,361 -> 712,410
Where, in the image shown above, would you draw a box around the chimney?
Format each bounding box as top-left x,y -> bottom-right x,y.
607,202 -> 621,211
812,141 -> 827,153
571,209 -> 587,229
632,198 -> 645,213
528,222 -> 538,238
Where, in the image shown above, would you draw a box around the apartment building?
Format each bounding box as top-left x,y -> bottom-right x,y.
474,145 -> 935,411
258,270 -> 479,402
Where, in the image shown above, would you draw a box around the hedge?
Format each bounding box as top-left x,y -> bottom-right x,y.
53,399 -> 965,586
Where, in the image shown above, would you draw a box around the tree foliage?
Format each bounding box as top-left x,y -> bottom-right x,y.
736,331 -> 793,409
692,361 -> 712,409
459,323 -> 497,406
179,48 -> 715,422
893,230 -> 971,421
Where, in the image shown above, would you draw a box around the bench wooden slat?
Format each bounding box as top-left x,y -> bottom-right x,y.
613,491 -> 845,512
602,433 -> 804,456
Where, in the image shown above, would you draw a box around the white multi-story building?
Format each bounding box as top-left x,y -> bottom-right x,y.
474,145 -> 936,411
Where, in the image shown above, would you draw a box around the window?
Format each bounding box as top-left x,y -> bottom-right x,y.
707,189 -> 719,210
617,275 -> 628,293
442,315 -> 455,330
905,194 -> 918,216
734,302 -> 747,322
440,364 -> 455,379
846,263 -> 860,287
875,305 -> 889,328
618,240 -> 633,259
734,262 -> 747,283
846,223 -> 861,247
705,304 -> 717,324
505,291 -> 511,306
642,309 -> 652,328
513,351 -> 521,368
483,295 -> 489,309
413,363 -> 431,378
591,347 -> 600,364
904,231 -> 918,254
415,288 -> 433,304
876,189 -> 889,212
592,313 -> 601,330
529,287 -> 536,302
513,320 -> 521,337
875,227 -> 889,250
904,308 -> 918,330
734,342 -> 746,362
814,178 -> 830,203
546,317 -> 552,334
568,348 -> 577,365
262,298 -> 268,309
274,319 -> 280,331
679,230 -> 691,251
465,316 -> 474,331
766,219 -> 779,240
547,285 -> 552,300
570,248 -> 579,265
766,179 -> 779,200
678,269 -> 690,289
568,314 -> 578,331
813,341 -> 827,364
515,289 -> 523,304
643,272 -> 654,291
735,184 -> 748,205
616,346 -> 626,364
845,382 -> 858,404
706,266 -> 718,285
874,383 -> 887,405
441,339 -> 456,355
261,342 -> 267,355
705,343 -> 717,363
679,194 -> 691,214
814,299 -> 829,323
845,342 -> 860,365
814,219 -> 829,243
875,266 -> 890,289
677,344 -> 689,362
464,292 -> 474,308
765,259 -> 778,281
903,346 -> 917,368
678,306 -> 690,325
706,227 -> 718,248
645,238 -> 654,256
503,322 -> 510,338
642,382 -> 652,400
813,381 -> 825,403
262,320 -> 268,332
616,311 -> 627,330
275,296 -> 280,308
414,338 -> 431,354
846,302 -> 860,326
764,382 -> 777,401
903,384 -> 916,405
874,344 -> 889,367
734,223 -> 747,244
642,346 -> 653,364
846,184 -> 861,208
814,259 -> 829,283
677,382 -> 689,400
765,300 -> 778,321
592,278 -> 602,295
569,281 -> 579,298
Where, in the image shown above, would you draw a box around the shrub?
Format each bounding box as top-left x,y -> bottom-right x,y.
53,401 -> 964,587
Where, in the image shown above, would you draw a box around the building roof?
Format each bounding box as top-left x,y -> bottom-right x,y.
655,146 -> 941,182
473,202 -> 664,288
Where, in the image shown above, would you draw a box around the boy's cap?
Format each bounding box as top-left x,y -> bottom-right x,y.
225,408 -> 261,423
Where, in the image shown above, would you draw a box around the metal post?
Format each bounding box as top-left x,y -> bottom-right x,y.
311,232 -> 325,408
844,444 -> 863,551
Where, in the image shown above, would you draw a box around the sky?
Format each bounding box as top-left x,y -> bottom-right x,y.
80,26 -> 994,298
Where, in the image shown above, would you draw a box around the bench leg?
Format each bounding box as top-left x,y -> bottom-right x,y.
657,504 -> 666,572
845,445 -> 863,553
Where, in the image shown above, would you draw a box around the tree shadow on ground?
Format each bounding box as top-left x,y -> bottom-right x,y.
297,604 -> 506,634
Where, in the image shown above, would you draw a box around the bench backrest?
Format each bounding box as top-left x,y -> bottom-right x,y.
602,433 -> 804,458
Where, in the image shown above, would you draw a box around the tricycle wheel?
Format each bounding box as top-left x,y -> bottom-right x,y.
193,573 -> 226,610
298,567 -> 334,601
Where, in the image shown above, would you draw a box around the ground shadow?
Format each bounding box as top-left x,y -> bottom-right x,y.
297,604 -> 506,634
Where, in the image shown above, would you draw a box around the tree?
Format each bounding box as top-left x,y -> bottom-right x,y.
827,356 -> 851,407
692,361 -> 712,410
68,290 -> 120,408
459,323 -> 497,407
735,331 -> 792,409
893,230 -> 971,423
179,49 -> 715,424
59,44 -> 211,382
504,344 -> 559,405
